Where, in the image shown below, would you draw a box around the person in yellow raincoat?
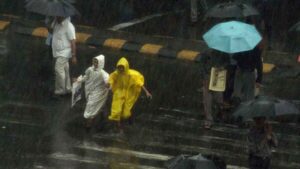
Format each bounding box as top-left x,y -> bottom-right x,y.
108,57 -> 152,133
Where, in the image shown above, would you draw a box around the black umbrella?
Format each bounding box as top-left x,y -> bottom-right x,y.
165,154 -> 218,169
25,0 -> 79,17
233,95 -> 300,120
205,2 -> 259,19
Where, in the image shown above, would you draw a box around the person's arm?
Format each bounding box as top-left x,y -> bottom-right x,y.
107,73 -> 115,91
142,86 -> 152,99
66,21 -> 77,65
264,123 -> 278,147
74,68 -> 89,83
102,71 -> 110,88
267,133 -> 278,147
71,39 -> 77,65
255,47 -> 263,86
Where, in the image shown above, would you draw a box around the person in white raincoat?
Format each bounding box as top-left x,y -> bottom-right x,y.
77,54 -> 109,130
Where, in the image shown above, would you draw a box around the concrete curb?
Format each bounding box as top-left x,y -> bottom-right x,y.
1,17 -> 275,73
11,20 -> 203,62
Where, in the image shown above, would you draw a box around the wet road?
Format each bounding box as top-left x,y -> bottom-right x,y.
0,29 -> 202,169
0,28 -> 300,169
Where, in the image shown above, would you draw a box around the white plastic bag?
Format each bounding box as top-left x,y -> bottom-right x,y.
71,75 -> 83,107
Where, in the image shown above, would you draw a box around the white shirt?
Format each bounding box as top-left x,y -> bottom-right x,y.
52,18 -> 76,58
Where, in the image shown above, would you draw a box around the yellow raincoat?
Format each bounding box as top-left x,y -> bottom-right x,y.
108,57 -> 144,121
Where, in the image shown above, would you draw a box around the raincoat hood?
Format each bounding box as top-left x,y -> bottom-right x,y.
94,54 -> 105,70
116,57 -> 129,73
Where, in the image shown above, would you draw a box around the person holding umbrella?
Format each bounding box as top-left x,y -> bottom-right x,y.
232,45 -> 263,103
25,0 -> 79,96
52,16 -> 77,96
233,95 -> 300,168
199,50 -> 230,129
247,116 -> 278,169
202,20 -> 263,126
203,20 -> 263,104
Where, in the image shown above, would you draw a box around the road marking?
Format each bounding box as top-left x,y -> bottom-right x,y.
0,101 -> 47,111
118,162 -> 163,169
0,119 -> 42,127
49,152 -> 100,164
2,14 -> 20,19
103,38 -> 127,49
76,142 -> 171,161
140,44 -> 163,55
49,152 -> 164,169
227,165 -> 248,169
109,12 -> 170,31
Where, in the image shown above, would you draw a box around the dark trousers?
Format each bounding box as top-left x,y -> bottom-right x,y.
223,65 -> 236,103
249,154 -> 271,169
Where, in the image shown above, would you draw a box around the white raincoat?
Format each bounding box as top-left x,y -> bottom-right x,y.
78,55 -> 109,119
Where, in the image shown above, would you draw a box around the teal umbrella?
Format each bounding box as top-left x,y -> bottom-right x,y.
203,21 -> 262,54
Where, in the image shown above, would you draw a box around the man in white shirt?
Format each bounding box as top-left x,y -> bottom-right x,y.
52,16 -> 77,95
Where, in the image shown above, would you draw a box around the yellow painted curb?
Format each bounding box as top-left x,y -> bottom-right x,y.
32,27 -> 48,37
140,44 -> 163,55
76,32 -> 92,43
103,38 -> 127,49
263,63 -> 275,73
177,50 -> 200,61
0,21 -> 10,31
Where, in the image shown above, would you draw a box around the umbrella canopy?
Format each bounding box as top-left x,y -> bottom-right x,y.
25,0 -> 79,17
205,2 -> 259,19
203,20 -> 262,54
165,154 -> 218,169
233,95 -> 300,120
